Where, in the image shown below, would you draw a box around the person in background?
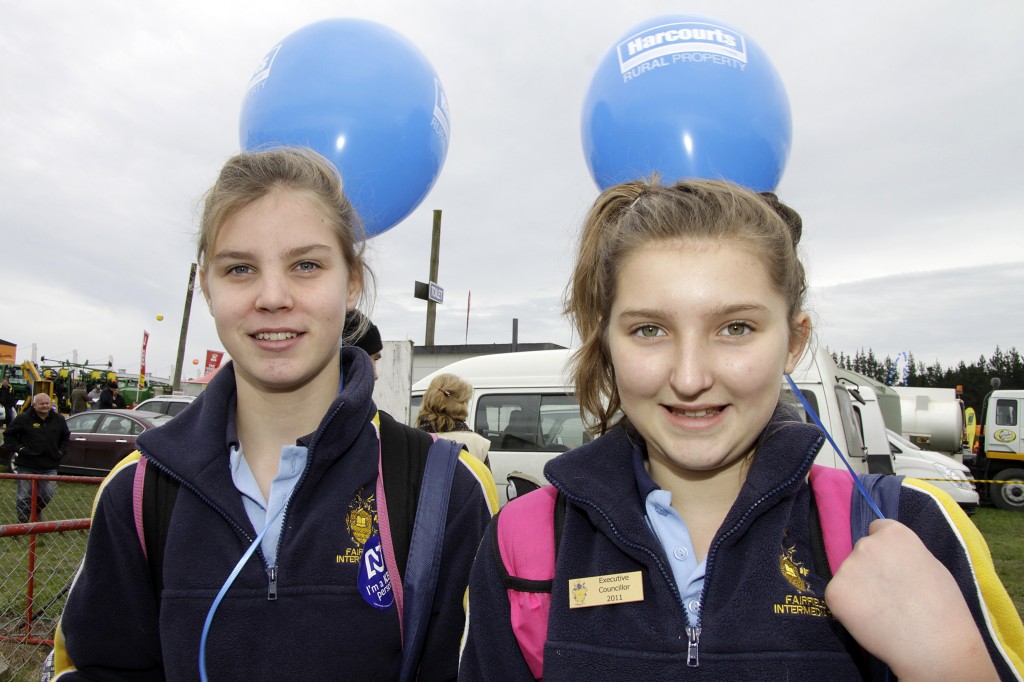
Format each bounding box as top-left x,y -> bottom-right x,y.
85,384 -> 101,408
343,309 -> 383,379
0,378 -> 15,427
70,382 -> 90,415
4,393 -> 69,523
460,178 -> 1022,680
55,146 -> 497,680
416,373 -> 491,466
96,382 -> 117,409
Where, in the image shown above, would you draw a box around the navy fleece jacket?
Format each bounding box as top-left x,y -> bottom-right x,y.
57,348 -> 494,681
460,413 -> 1023,680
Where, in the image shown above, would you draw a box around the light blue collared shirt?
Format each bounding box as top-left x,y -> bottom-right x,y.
645,488 -> 706,628
632,444 -> 706,628
229,443 -> 308,568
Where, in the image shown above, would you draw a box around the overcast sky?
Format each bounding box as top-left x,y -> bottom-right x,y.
2,1 -> 1022,383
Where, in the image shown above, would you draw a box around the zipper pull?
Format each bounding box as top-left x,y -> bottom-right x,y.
686,626 -> 700,667
267,565 -> 278,601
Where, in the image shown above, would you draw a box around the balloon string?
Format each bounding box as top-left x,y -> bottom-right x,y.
784,375 -> 886,520
198,505 -> 283,682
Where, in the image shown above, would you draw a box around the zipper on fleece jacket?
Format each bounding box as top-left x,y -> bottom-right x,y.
143,445 -> 307,601
265,397 -> 348,599
689,439 -> 822,667
267,566 -> 278,600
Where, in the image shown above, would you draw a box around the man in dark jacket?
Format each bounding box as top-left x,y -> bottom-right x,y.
4,393 -> 69,522
96,382 -> 118,409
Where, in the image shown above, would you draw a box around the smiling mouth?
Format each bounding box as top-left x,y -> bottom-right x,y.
254,331 -> 299,341
668,407 -> 722,418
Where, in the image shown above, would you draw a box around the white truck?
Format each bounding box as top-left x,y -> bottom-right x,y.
411,346 -> 977,510
970,387 -> 1024,511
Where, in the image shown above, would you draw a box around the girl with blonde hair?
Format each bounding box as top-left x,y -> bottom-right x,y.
416,373 -> 491,465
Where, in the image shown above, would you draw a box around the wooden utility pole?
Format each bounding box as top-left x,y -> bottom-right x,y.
172,263 -> 197,392
425,210 -> 441,346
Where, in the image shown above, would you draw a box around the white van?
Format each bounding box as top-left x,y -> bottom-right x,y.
410,349 -> 585,505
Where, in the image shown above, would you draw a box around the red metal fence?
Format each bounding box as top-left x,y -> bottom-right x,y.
0,472 -> 99,680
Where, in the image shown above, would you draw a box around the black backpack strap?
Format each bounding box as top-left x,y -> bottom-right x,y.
377,410 -> 434,587
807,488 -> 832,582
553,490 -> 566,550
140,457 -> 180,594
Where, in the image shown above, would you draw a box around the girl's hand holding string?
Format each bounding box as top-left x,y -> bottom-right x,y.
825,519 -> 998,682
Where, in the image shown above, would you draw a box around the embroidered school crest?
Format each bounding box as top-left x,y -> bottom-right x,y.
778,543 -> 811,594
346,488 -> 377,548
571,581 -> 588,606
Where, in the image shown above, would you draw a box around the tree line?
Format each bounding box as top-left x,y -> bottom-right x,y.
831,346 -> 1024,414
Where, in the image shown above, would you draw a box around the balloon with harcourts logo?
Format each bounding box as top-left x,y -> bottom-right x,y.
239,19 -> 451,238
582,15 -> 791,192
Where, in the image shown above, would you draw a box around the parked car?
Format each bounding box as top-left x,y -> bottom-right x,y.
61,409 -> 173,476
887,428 -> 979,515
133,394 -> 195,418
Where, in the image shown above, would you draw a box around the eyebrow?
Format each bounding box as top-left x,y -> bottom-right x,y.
617,302 -> 770,321
209,243 -> 334,263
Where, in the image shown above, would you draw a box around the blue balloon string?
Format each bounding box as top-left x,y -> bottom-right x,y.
784,375 -> 887,520
198,505 -> 283,682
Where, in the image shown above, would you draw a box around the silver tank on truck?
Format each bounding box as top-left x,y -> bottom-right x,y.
892,386 -> 965,456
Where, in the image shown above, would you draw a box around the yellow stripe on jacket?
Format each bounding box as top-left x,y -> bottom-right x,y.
904,478 -> 1024,678
54,450 -> 144,679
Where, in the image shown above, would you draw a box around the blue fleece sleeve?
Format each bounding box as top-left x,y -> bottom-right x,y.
899,480 -> 1024,679
55,461 -> 164,680
459,516 -> 537,682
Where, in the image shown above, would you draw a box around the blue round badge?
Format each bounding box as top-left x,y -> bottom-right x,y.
357,535 -> 394,610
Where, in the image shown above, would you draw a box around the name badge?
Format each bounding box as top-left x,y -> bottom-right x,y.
568,571 -> 644,609
357,535 -> 394,610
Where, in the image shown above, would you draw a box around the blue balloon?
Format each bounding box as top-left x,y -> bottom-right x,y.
582,15 -> 791,192
239,19 -> 450,238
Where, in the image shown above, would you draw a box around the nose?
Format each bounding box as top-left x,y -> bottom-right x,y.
254,271 -> 295,312
668,340 -> 713,398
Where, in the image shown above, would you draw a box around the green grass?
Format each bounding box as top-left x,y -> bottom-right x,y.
972,507 -> 1024,616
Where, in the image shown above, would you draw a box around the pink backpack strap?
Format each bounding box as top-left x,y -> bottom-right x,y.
133,455 -> 148,559
496,484 -> 559,680
808,464 -> 854,575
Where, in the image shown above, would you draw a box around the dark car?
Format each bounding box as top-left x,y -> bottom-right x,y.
61,409 -> 173,476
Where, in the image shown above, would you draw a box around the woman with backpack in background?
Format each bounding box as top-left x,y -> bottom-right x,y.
55,147 -> 497,680
460,178 -> 1022,680
416,372 -> 492,465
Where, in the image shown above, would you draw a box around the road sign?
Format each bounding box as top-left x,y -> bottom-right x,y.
428,283 -> 444,304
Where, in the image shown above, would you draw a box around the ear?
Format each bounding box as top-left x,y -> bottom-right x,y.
784,312 -> 811,375
346,270 -> 362,311
197,269 -> 214,315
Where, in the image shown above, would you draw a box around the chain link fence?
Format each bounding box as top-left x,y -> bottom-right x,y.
0,473 -> 100,681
